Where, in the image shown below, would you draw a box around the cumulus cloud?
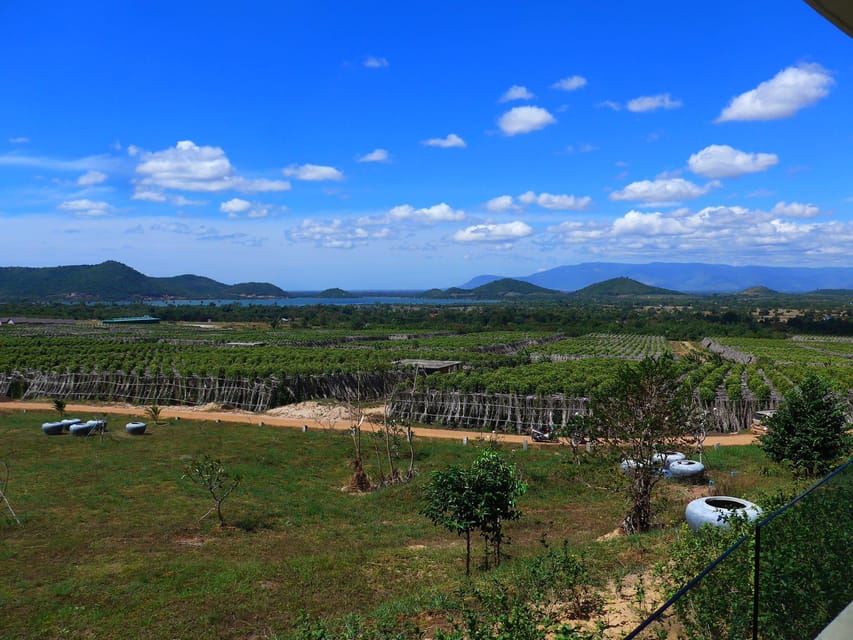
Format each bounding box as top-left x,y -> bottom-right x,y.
134,140 -> 291,193
551,75 -> 587,91
289,218 -> 377,249
77,170 -> 108,186
422,133 -> 466,148
58,199 -> 113,216
626,93 -> 682,112
220,198 -> 252,214
771,201 -> 820,218
358,148 -> 390,163
283,163 -> 344,181
612,210 -> 693,236
132,189 -> 167,202
389,202 -> 464,222
364,56 -> 389,68
219,198 -> 279,219
716,63 -> 834,122
485,195 -> 520,213
609,178 -> 719,204
597,100 -> 621,111
499,85 -> 534,102
452,221 -> 533,243
497,106 -> 556,135
542,203 -> 853,262
517,191 -> 592,211
688,144 -> 779,179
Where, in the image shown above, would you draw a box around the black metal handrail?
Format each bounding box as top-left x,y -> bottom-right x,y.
625,457 -> 853,640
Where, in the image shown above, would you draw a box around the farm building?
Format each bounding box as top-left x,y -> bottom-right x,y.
394,359 -> 462,374
102,315 -> 160,325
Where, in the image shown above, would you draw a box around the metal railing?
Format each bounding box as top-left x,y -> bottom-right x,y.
626,457 -> 853,639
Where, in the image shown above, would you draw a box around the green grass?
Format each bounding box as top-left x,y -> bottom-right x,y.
0,410 -> 797,639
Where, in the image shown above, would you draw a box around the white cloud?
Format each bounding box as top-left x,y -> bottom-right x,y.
626,93 -> 682,112
132,189 -> 167,202
771,201 -> 820,218
612,210 -> 692,236
551,75 -> 587,91
135,140 -> 291,193
452,221 -> 533,243
220,198 -> 252,214
77,170 -> 108,186
609,178 -> 719,203
716,63 -> 834,122
597,100 -> 621,111
364,56 -> 389,68
485,195 -> 520,213
171,195 -> 206,206
517,191 -> 592,210
283,163 -> 344,181
422,133 -> 466,148
58,199 -> 113,216
389,202 -> 464,222
688,144 -> 778,179
0,152 -> 118,173
9,137 -> 29,144
499,85 -> 534,102
219,198 -> 278,219
358,148 -> 390,163
289,218 -> 373,249
497,106 -> 556,135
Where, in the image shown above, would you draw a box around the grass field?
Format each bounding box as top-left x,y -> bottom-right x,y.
0,408 -> 797,639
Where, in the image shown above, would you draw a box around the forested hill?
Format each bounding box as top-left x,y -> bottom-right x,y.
0,261 -> 286,301
423,278 -> 563,300
573,277 -> 683,297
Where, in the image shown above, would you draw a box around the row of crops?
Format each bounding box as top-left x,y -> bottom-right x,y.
1,323 -> 851,420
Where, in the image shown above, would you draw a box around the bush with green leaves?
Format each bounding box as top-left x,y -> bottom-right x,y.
422,449 -> 526,575
760,374 -> 851,477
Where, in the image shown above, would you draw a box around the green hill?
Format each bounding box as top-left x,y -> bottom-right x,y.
313,288 -> 355,298
469,278 -> 562,298
573,277 -> 683,297
739,286 -> 779,295
0,261 -> 287,301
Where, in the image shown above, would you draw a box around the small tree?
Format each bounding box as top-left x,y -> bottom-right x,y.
53,399 -> 66,419
584,355 -> 698,534
760,374 -> 851,477
470,448 -> 527,568
422,464 -> 479,575
183,454 -> 241,527
422,449 -> 526,574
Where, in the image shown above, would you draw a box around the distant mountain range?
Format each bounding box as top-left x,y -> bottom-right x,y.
460,262 -> 853,293
0,261 -> 286,301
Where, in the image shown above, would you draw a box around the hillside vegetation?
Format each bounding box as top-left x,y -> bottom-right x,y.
0,261 -> 286,301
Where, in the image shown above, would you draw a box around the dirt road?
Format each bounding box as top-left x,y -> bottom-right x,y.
0,400 -> 758,447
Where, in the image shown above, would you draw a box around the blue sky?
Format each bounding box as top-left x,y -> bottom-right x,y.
1,1 -> 851,290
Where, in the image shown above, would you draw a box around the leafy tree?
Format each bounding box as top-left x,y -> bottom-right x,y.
422,449 -> 526,574
470,449 -> 527,568
183,454 -> 242,527
422,464 -> 480,576
760,374 -> 851,477
584,355 -> 699,534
